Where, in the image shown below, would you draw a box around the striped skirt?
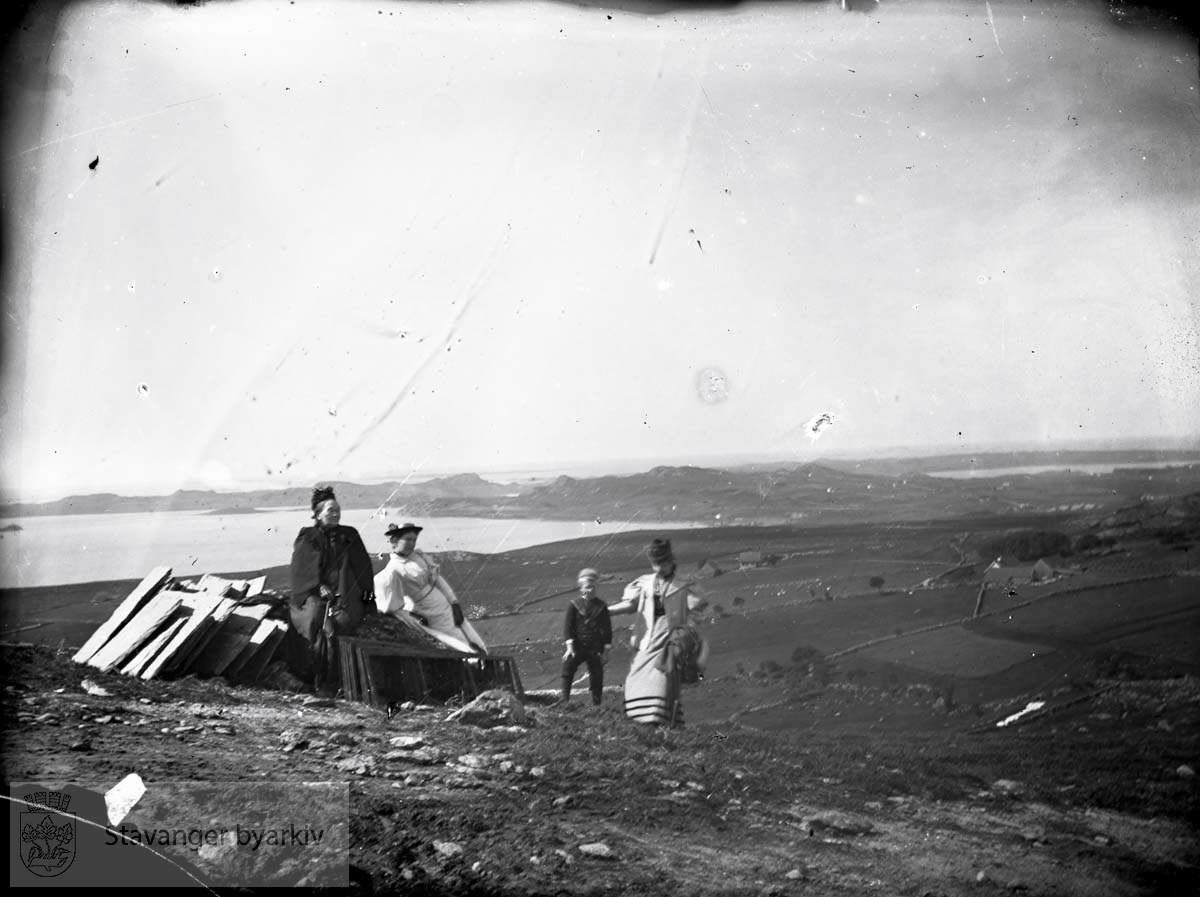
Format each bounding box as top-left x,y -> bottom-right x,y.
623,617 -> 682,726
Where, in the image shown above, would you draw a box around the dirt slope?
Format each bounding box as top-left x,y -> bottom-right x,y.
3,645 -> 1196,896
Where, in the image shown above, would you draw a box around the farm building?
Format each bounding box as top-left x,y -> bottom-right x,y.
737,550 -> 782,570
738,551 -> 763,569
982,558 -> 1056,585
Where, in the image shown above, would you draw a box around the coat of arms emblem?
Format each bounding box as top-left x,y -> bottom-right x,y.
19,790 -> 76,877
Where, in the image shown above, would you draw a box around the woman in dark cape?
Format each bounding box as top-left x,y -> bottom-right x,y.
287,485 -> 375,693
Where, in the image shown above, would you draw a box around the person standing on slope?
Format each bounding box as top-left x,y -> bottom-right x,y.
288,485 -> 375,694
559,568 -> 613,705
607,538 -> 709,726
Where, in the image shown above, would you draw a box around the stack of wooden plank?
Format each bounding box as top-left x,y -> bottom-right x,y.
71,567 -> 289,684
336,636 -> 524,710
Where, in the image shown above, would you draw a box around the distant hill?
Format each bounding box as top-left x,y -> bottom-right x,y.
7,457 -> 1200,527
794,449 -> 1200,478
0,473 -> 517,518
511,463 -> 920,521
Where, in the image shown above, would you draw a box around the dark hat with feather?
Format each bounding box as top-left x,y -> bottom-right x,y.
384,522 -> 423,539
647,538 -> 675,564
310,485 -> 337,514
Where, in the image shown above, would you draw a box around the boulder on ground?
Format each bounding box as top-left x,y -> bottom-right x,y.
798,811 -> 874,838
447,689 -> 528,728
279,730 -> 309,752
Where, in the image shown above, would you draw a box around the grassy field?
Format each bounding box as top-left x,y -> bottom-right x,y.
3,499 -> 1199,894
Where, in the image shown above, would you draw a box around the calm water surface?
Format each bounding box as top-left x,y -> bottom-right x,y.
926,461 -> 1197,479
0,510 -> 698,589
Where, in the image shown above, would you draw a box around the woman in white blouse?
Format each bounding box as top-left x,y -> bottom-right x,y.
373,522 -> 487,655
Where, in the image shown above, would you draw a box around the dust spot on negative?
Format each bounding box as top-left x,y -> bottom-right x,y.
136,382 -> 149,396
697,368 -> 729,404
806,412 -> 835,441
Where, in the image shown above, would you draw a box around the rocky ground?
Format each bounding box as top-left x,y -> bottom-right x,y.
3,644 -> 1197,896
6,501 -> 1198,893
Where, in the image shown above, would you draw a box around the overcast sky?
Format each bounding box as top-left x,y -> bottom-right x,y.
2,0 -> 1198,501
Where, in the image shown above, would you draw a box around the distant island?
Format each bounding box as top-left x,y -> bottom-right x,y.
0,522 -> 22,532
0,472 -> 516,519
2,451 -> 1199,527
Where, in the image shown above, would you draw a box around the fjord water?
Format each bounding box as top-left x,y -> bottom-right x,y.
0,509 -> 696,589
925,461 -> 1195,479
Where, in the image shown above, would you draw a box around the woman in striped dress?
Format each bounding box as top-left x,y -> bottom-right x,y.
608,538 -> 708,726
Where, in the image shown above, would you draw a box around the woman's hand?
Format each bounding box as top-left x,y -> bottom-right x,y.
319,585 -> 333,600
451,603 -> 465,626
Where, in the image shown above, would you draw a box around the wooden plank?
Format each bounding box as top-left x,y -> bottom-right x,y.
120,615 -> 187,677
509,659 -> 525,696
197,574 -> 247,599
170,597 -> 239,675
191,603 -> 273,677
329,637 -> 523,709
234,621 -> 286,685
245,576 -> 267,598
223,618 -> 285,681
415,656 -> 430,702
341,641 -> 362,702
363,649 -> 391,708
223,616 -> 280,681
72,566 -> 172,664
140,592 -> 226,680
87,591 -> 183,672
463,658 -> 478,698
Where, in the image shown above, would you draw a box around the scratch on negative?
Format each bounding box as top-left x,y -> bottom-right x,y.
648,75 -> 705,265
338,223 -> 511,463
5,94 -> 222,160
985,2 -> 1003,54
368,462 -> 426,520
584,511 -> 643,566
463,519 -> 520,593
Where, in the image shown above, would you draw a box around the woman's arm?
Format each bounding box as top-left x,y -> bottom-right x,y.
414,550 -> 457,602
606,580 -> 642,615
436,573 -> 461,606
421,551 -> 465,624
685,585 -> 709,613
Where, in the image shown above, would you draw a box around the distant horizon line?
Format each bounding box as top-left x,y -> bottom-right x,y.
4,439 -> 1199,506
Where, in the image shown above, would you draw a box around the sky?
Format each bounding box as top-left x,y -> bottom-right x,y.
1,0 -> 1198,501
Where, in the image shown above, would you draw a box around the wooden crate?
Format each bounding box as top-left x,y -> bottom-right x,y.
335,637 -> 523,710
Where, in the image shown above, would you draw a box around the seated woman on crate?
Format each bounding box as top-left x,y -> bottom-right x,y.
373,522 -> 488,656
286,485 -> 376,694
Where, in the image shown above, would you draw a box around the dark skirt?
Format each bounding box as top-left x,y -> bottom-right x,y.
286,593 -> 351,693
